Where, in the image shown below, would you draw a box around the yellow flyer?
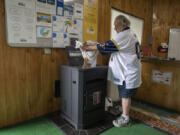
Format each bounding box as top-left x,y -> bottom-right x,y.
83,0 -> 98,41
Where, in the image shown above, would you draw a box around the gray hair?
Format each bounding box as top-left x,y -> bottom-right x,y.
115,15 -> 131,27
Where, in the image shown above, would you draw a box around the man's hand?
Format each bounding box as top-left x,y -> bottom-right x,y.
81,44 -> 97,51
80,41 -> 98,51
82,41 -> 87,46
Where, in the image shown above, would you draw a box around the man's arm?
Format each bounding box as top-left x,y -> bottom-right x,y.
97,40 -> 119,54
82,40 -> 119,54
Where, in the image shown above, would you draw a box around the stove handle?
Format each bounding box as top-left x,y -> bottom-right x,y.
72,81 -> 76,84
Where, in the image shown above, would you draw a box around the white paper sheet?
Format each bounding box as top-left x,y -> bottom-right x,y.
71,19 -> 83,35
74,3 -> 83,19
152,70 -> 172,85
5,0 -> 36,44
52,15 -> 64,32
52,32 -> 64,48
64,5 -> 73,18
36,0 -> 56,15
63,33 -> 70,47
52,15 -> 64,47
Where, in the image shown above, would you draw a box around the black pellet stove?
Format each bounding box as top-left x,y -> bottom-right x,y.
60,65 -> 108,129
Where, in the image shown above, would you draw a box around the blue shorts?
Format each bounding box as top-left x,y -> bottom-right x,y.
118,82 -> 138,98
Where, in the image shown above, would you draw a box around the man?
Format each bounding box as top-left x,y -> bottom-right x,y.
81,15 -> 141,127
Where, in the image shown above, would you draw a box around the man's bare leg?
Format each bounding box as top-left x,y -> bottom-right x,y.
122,98 -> 131,116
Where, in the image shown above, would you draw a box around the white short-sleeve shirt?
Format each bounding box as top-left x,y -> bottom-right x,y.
107,29 -> 142,89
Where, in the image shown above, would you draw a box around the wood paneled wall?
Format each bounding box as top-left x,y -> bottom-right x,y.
97,0 -> 153,64
152,0 -> 180,58
98,0 -> 180,112
97,0 -> 111,65
0,0 -> 67,127
110,0 -> 153,46
136,0 -> 180,111
98,0 -> 153,46
136,60 -> 180,111
1,0 -> 180,128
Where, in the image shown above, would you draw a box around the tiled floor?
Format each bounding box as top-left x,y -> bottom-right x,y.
48,112 -> 115,135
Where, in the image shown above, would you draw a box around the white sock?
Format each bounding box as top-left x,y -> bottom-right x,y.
121,114 -> 129,121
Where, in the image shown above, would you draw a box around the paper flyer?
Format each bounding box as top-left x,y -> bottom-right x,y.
152,70 -> 172,85
64,5 -> 73,18
52,15 -> 64,32
52,15 -> 64,47
36,0 -> 56,15
37,26 -> 52,38
36,12 -> 52,27
63,33 -> 70,47
83,0 -> 98,41
52,32 -> 64,47
71,19 -> 83,35
64,18 -> 74,33
5,0 -> 36,44
74,3 -> 83,19
56,0 -> 64,16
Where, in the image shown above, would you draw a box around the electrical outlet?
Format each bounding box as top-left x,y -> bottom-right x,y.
44,48 -> 51,54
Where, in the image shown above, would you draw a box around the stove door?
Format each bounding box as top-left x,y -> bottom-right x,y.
84,80 -> 106,112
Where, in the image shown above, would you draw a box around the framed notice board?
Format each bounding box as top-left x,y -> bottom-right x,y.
5,0 -> 83,48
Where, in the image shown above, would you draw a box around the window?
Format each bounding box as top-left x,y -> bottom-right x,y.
111,8 -> 144,45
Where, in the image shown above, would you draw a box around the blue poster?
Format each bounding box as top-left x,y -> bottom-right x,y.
56,0 -> 64,16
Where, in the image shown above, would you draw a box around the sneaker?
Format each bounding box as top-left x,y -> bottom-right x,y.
112,116 -> 131,127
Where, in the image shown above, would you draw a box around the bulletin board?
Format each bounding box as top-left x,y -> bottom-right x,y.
5,0 -> 83,48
